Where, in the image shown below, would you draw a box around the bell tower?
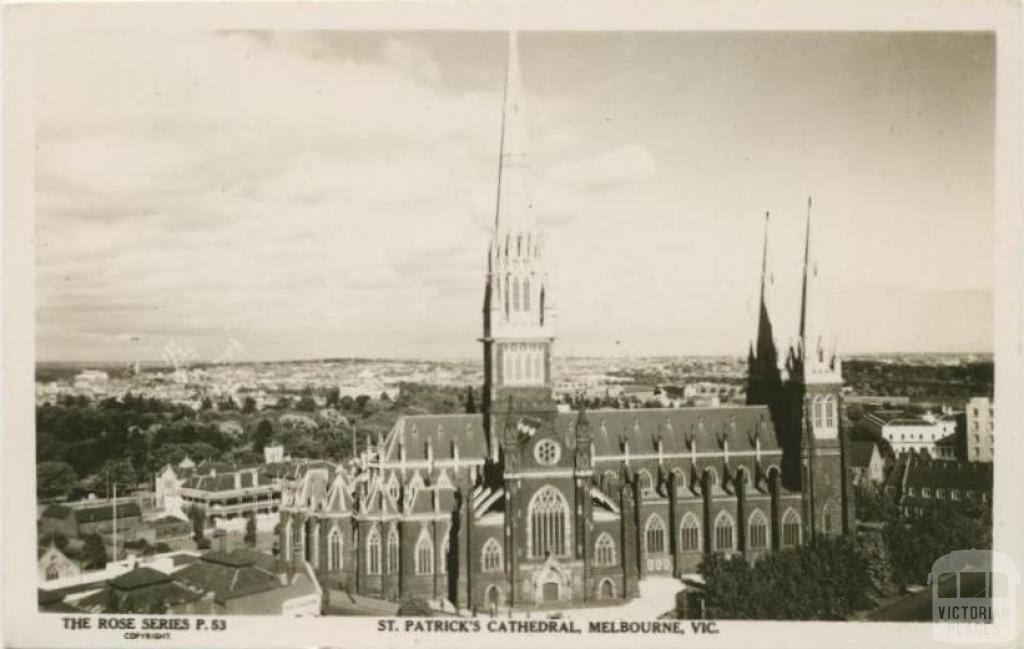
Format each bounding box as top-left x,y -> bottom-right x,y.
481,32 -> 557,465
783,197 -> 850,536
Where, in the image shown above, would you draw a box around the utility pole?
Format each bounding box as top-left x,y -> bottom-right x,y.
112,482 -> 118,563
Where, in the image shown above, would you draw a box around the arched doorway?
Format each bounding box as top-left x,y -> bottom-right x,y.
542,580 -> 559,602
599,578 -> 615,599
486,585 -> 500,615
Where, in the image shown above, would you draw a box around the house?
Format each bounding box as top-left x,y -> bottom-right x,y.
72,566 -> 204,614
39,542 -> 82,582
848,441 -> 885,487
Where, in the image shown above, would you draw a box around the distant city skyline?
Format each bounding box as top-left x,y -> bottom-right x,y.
36,31 -> 995,363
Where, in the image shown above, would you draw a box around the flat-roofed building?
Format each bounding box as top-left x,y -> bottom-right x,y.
966,397 -> 994,462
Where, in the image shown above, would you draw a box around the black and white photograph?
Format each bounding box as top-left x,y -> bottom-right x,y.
3,4 -> 1022,648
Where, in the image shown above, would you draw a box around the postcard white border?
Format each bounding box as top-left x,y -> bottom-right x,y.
3,1 -> 1022,648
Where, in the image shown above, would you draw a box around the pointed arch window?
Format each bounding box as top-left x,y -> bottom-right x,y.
594,532 -> 617,566
523,278 -> 531,311
812,396 -> 824,430
637,470 -> 655,499
823,504 -> 833,534
481,538 -> 503,572
415,530 -> 433,575
748,510 -> 768,550
528,485 -> 569,558
824,396 -> 836,429
386,526 -> 400,574
672,468 -> 687,497
714,512 -> 735,552
367,527 -> 381,575
782,509 -> 802,548
679,513 -> 701,552
328,527 -> 342,571
645,514 -> 666,554
513,278 -> 520,312
386,475 -> 400,504
45,563 -> 59,581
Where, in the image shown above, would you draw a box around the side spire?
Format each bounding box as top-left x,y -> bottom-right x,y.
788,196 -> 841,384
747,210 -> 782,407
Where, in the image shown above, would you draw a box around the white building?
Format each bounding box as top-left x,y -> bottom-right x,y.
966,397 -> 994,462
865,411 -> 945,456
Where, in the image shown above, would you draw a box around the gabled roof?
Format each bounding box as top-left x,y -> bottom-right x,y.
574,406 -> 777,456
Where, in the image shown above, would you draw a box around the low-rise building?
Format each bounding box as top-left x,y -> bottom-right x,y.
179,465 -> 281,525
174,549 -> 321,616
39,501 -> 142,541
863,410 -> 945,456
883,453 -> 992,517
40,549 -> 321,617
966,397 -> 994,462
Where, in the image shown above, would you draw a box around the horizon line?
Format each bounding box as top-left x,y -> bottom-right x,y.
36,350 -> 996,367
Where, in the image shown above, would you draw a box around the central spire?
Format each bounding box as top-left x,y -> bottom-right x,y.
493,31 -> 534,236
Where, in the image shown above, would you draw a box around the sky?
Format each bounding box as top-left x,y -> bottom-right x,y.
35,31 -> 995,363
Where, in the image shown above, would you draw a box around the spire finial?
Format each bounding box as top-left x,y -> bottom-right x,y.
799,196 -> 813,340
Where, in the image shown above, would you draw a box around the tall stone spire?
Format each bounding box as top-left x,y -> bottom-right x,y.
787,197 -> 841,384
480,32 -> 557,468
487,31 -> 551,335
493,31 -> 533,235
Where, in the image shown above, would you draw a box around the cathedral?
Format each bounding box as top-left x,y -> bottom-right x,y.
278,33 -> 852,612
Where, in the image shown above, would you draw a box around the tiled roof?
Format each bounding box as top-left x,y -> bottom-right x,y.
110,566 -> 172,591
385,406 -> 777,462
904,457 -> 992,491
174,549 -> 286,602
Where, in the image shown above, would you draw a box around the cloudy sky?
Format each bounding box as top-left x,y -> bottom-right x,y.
36,31 -> 994,363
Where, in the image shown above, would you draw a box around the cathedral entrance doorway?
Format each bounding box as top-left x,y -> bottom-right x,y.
542,581 -> 559,602
486,585 -> 500,614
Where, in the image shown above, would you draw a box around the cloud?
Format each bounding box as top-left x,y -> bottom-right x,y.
547,144 -> 658,190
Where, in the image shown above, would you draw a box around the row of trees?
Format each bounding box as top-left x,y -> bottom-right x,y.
696,495 -> 993,619
699,536 -> 874,619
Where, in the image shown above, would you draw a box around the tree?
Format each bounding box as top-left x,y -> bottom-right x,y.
253,419 -> 275,457
325,387 -> 341,408
81,533 -> 109,570
37,461 -> 77,501
241,396 -> 258,414
464,387 -> 476,414
296,394 -> 317,412
187,505 -> 207,547
700,536 -> 874,620
92,458 -> 137,498
244,511 -> 258,548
